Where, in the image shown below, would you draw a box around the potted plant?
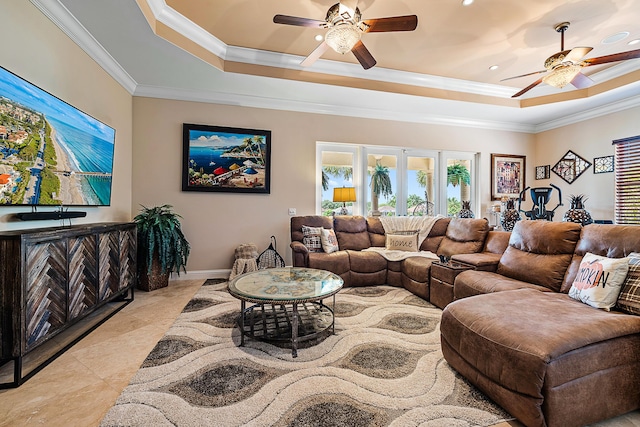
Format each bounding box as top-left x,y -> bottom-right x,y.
134,204 -> 190,291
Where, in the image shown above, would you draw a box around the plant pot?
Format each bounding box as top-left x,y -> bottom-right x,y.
138,256 -> 170,291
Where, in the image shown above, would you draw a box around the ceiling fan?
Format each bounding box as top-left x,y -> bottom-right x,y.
503,22 -> 640,98
273,1 -> 418,70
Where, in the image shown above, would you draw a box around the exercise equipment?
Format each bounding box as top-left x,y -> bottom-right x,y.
518,184 -> 563,221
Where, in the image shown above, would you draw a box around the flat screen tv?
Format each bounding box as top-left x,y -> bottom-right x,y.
0,65 -> 115,206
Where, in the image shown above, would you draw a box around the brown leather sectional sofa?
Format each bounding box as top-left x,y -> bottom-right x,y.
290,215 -> 640,427
441,220 -> 640,427
290,215 -> 491,298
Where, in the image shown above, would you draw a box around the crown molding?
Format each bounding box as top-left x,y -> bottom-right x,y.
534,92 -> 640,133
30,0 -> 137,94
134,84 -> 536,133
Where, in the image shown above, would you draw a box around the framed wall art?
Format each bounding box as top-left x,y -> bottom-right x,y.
182,123 -> 271,194
551,150 -> 591,184
491,153 -> 526,200
593,155 -> 614,174
535,165 -> 550,180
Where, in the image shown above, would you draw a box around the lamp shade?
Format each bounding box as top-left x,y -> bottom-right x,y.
333,187 -> 356,203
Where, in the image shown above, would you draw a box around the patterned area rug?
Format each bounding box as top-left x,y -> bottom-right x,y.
101,280 -> 513,427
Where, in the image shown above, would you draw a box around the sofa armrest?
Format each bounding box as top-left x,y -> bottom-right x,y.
290,241 -> 309,267
451,252 -> 502,272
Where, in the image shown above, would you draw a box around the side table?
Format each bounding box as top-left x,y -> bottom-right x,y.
430,261 -> 474,309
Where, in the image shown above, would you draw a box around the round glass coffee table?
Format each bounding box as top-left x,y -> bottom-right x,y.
228,267 -> 343,357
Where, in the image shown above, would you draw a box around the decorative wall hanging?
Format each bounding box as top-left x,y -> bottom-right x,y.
593,155 -> 614,174
182,123 -> 271,194
491,154 -> 526,200
551,150 -> 591,184
535,165 -> 550,180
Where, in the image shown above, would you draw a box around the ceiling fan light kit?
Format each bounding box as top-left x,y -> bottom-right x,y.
325,24 -> 361,54
542,64 -> 582,88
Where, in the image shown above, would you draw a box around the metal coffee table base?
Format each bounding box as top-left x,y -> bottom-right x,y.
238,298 -> 335,358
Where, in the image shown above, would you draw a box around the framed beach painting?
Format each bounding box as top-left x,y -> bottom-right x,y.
182,124 -> 271,194
491,153 -> 526,200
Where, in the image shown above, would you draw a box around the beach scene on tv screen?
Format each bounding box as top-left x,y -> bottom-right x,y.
0,67 -> 115,206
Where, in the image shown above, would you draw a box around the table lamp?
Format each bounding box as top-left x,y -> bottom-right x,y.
333,187 -> 356,215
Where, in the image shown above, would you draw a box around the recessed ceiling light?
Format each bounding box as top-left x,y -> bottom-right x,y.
315,34 -> 323,42
629,38 -> 640,46
489,65 -> 499,71
462,0 -> 474,5
601,31 -> 630,44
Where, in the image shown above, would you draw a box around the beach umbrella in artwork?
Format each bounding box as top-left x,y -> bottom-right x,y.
229,163 -> 240,170
213,166 -> 228,175
243,160 -> 255,167
244,167 -> 258,175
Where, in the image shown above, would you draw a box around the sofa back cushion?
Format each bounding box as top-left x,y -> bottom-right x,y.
483,230 -> 511,254
497,220 -> 581,292
437,218 -> 490,257
560,224 -> 640,293
291,216 -> 333,244
334,215 -> 371,250
420,217 -> 451,252
367,217 -> 386,247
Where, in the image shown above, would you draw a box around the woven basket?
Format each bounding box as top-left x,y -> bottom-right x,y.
257,236 -> 285,269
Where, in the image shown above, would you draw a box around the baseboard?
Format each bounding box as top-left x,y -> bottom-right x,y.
170,269 -> 230,282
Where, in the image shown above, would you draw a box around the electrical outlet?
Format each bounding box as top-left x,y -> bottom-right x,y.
288,208 -> 296,216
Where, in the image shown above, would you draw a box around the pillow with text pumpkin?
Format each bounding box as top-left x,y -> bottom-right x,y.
568,252 -> 629,311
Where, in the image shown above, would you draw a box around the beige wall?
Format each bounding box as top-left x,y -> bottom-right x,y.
0,1 -> 133,230
132,97 -> 534,271
534,106 -> 640,222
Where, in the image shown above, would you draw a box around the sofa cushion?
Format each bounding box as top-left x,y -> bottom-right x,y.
497,220 -> 581,292
442,288 -> 640,398
618,253 -> 640,315
320,228 -> 339,254
561,223 -> 640,292
346,250 -> 387,286
307,251 -> 350,277
385,233 -> 419,252
402,256 -> 434,283
367,217 -> 386,247
437,218 -> 490,257
441,288 -> 640,427
301,225 -> 324,253
420,217 -> 450,252
334,215 -> 371,250
453,269 -> 552,300
568,252 -> 629,311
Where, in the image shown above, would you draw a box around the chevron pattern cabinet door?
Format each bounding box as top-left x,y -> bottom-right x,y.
25,240 -> 67,351
68,235 -> 98,321
98,231 -> 120,301
120,228 -> 136,291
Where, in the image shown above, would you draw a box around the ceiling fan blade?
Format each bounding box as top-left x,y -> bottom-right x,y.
362,15 -> 418,33
565,46 -> 593,62
511,77 -> 544,98
582,48 -> 640,66
273,14 -> 326,28
571,72 -> 594,89
501,69 -> 548,82
352,40 -> 377,69
300,41 -> 330,67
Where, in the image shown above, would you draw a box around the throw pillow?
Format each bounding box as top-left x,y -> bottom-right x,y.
385,233 -> 419,252
568,252 -> 629,311
320,228 -> 340,254
616,252 -> 640,315
302,225 -> 323,253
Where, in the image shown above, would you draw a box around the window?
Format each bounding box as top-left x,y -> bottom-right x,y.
317,143 -> 477,218
614,136 -> 640,224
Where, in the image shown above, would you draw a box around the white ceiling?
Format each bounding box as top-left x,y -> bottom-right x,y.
35,0 -> 640,133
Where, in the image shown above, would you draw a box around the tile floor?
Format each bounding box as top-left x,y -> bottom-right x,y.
0,279 -> 636,427
0,279 -> 203,427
